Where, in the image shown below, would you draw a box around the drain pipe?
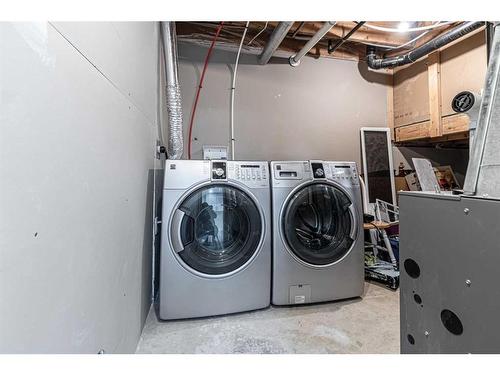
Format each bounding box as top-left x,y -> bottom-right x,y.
289,21 -> 336,66
258,22 -> 294,65
366,21 -> 484,70
161,21 -> 184,159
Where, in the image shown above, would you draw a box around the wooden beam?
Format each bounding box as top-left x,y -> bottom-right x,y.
177,22 -> 365,61
427,51 -> 442,137
290,22 -> 410,47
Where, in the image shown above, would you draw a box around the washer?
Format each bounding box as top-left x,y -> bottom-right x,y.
271,160 -> 364,305
159,159 -> 271,320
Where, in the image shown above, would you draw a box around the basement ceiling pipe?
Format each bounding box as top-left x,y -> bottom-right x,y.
289,21 -> 336,67
258,22 -> 294,64
161,21 -> 184,159
366,21 -> 484,70
328,21 -> 365,54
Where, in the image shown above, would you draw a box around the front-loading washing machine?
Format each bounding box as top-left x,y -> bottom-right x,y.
271,160 -> 364,305
158,159 -> 271,320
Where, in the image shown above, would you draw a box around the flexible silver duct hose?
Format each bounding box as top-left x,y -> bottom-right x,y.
161,21 -> 184,159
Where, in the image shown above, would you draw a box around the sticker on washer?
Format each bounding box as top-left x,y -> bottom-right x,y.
294,295 -> 306,304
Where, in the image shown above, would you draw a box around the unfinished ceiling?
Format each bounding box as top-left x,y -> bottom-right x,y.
176,21 -> 463,62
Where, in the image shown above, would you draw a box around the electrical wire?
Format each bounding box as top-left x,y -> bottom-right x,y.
376,21 -> 444,50
230,21 -> 249,161
380,30 -> 431,50
362,21 -> 454,33
247,21 -> 268,46
187,22 -> 224,160
288,22 -> 441,51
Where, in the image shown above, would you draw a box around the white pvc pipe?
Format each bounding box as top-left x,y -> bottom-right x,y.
230,21 -> 250,161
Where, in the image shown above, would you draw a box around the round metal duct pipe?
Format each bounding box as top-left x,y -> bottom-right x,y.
161,21 -> 184,160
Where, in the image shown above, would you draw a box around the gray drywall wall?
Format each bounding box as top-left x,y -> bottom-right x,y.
177,43 -> 391,165
0,22 -> 160,353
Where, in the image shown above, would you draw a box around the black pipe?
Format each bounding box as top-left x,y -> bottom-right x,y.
366,21 -> 484,69
328,21 -> 365,54
486,22 -> 496,62
291,22 -> 306,38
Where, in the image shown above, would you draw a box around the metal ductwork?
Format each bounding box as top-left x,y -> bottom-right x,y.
258,22 -> 294,65
464,24 -> 500,198
289,21 -> 336,66
161,21 -> 184,159
366,21 -> 484,70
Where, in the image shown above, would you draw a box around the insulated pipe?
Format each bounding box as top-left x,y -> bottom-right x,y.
366,21 -> 484,70
289,21 -> 336,67
258,22 -> 294,65
161,21 -> 184,159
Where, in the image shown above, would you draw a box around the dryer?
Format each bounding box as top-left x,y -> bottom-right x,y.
271,160 -> 364,305
159,160 -> 271,320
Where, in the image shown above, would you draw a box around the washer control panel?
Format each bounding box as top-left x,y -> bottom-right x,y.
271,161 -> 359,188
225,161 -> 269,188
328,162 -> 359,186
211,161 -> 227,180
311,162 -> 326,179
273,162 -> 308,180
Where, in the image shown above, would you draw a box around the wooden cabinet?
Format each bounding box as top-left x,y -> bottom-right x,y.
389,29 -> 487,143
393,59 -> 429,127
395,121 -> 430,142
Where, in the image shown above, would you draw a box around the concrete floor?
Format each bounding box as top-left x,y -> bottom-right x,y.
136,282 -> 399,354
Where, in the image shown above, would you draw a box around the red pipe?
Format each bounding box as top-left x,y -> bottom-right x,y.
187,22 -> 224,159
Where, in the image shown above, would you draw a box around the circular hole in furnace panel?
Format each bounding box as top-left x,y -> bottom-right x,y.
414,293 -> 422,305
441,309 -> 464,335
404,259 -> 421,279
407,334 -> 415,345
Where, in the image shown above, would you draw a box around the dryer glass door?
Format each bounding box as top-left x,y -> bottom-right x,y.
172,184 -> 262,275
282,183 -> 356,266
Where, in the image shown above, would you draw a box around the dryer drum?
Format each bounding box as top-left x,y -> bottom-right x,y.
282,183 -> 354,266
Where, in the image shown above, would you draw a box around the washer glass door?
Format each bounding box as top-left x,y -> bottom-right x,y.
172,184 -> 262,275
282,182 -> 356,266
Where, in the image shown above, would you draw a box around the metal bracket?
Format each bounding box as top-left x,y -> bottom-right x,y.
156,139 -> 166,160
154,216 -> 162,236
289,55 -> 300,67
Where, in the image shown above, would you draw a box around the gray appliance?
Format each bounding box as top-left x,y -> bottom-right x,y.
270,160 -> 364,305
400,25 -> 500,353
400,191 -> 500,353
158,160 -> 271,320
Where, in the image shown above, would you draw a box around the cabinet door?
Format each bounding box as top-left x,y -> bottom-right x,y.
393,59 -> 430,127
441,31 -> 487,117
